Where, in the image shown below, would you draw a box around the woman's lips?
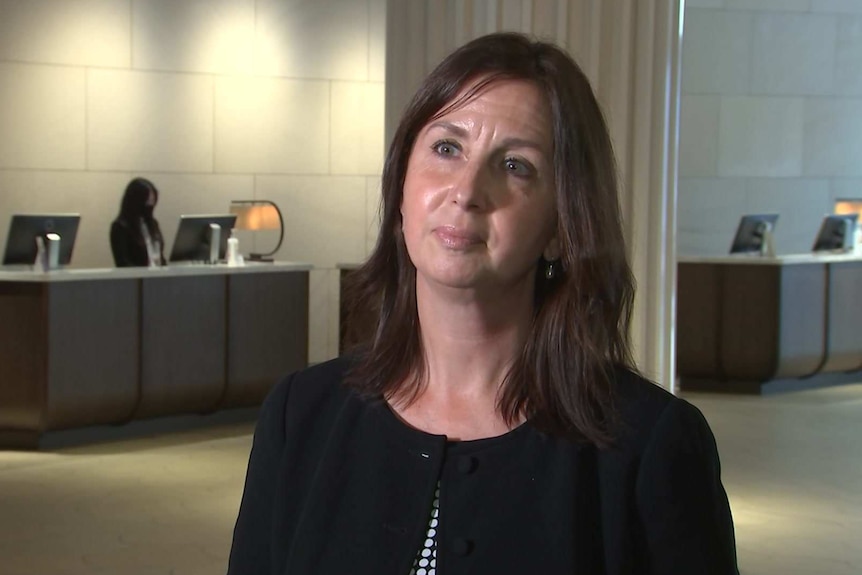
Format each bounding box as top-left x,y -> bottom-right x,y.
433,226 -> 482,249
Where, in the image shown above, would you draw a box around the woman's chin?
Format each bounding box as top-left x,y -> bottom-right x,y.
415,263 -> 538,302
418,267 -> 486,291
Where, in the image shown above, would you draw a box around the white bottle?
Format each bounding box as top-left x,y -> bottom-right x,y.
759,222 -> 776,258
207,223 -> 221,264
45,233 -> 61,269
227,232 -> 240,266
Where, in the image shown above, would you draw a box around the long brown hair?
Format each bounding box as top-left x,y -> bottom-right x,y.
343,32 -> 635,446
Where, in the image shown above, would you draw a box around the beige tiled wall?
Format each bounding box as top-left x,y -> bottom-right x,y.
679,95 -> 720,178
0,0 -> 131,67
132,0 -> 256,74
213,76 -> 331,174
0,0 -> 387,364
835,18 -> 862,94
255,0 -> 373,80
330,82 -> 386,175
751,13 -> 835,95
365,176 -> 382,255
804,98 -> 862,176
682,11 -> 752,94
679,2 -> 862,256
717,96 -> 804,177
0,64 -> 87,170
88,70 -> 216,172
723,0 -> 809,11
816,0 -> 862,14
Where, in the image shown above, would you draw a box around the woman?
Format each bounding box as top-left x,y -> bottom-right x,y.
228,32 -> 738,574
110,177 -> 165,267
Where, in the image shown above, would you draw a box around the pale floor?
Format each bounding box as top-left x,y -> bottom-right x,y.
0,384 -> 860,575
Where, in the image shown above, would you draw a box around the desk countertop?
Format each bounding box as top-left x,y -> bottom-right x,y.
0,261 -> 313,283
677,252 -> 862,266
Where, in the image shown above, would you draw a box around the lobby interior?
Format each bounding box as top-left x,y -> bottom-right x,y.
1,1 -> 861,574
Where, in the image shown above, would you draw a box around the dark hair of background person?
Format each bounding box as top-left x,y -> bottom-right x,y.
343,32 -> 635,447
117,178 -> 159,233
117,177 -> 164,245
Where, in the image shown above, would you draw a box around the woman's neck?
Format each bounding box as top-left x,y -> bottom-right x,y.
389,276 -> 534,440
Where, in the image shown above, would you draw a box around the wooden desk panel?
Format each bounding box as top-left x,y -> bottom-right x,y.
677,257 -> 855,393
676,263 -> 721,378
719,265 -> 781,381
822,261 -> 862,373
772,264 -> 826,379
135,275 -> 227,419
0,264 -> 311,448
0,283 -> 46,432
223,271 -> 309,408
45,279 -> 140,429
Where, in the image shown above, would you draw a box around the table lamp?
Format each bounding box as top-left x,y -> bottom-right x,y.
229,200 -> 284,262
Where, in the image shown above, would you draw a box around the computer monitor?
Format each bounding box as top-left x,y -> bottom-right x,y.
729,214 -> 779,255
2,213 -> 81,266
812,213 -> 858,252
168,214 -> 237,263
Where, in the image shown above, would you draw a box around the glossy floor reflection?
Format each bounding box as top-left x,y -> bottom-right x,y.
0,383 -> 859,574
0,424 -> 254,575
686,383 -> 862,575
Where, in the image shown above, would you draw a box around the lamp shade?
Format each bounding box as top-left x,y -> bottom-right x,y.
230,202 -> 281,230
228,200 -> 284,261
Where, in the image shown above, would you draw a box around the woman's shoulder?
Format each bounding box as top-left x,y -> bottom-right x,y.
252,356 -> 385,455
262,356 -> 364,421
288,356 -> 355,397
610,367 -> 674,418
606,366 -> 710,454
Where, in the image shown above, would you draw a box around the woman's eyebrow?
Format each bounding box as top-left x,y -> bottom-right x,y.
426,121 -> 547,153
425,121 -> 468,138
498,137 -> 547,153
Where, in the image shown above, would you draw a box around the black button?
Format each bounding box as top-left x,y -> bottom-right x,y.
455,455 -> 477,474
451,538 -> 473,556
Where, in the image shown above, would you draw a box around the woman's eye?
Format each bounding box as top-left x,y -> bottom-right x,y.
504,157 -> 533,177
431,140 -> 460,157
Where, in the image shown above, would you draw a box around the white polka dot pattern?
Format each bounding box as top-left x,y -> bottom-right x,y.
408,483 -> 440,575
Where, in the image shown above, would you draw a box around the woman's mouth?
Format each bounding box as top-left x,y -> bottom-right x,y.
433,226 -> 483,249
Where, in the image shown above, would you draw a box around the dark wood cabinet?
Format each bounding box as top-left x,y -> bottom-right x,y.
0,264 -> 310,448
677,255 -> 862,393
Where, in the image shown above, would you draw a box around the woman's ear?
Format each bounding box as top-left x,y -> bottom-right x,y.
543,236 -> 561,262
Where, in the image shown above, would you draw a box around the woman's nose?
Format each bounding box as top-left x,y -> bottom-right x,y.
450,162 -> 491,211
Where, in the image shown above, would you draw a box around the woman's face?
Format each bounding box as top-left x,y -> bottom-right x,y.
401,78 -> 560,295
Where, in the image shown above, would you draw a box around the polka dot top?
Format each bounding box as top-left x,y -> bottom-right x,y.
408,482 -> 440,575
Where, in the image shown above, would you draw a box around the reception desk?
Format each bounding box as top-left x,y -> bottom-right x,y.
0,262 -> 311,448
677,253 -> 862,393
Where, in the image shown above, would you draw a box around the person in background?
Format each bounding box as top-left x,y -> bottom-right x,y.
227,32 -> 739,574
110,177 -> 165,267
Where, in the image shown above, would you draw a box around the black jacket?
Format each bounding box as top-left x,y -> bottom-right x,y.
110,218 -> 165,267
227,357 -> 738,574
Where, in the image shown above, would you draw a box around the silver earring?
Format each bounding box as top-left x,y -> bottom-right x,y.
545,261 -> 556,280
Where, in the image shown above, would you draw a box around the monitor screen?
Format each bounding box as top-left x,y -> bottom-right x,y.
2,214 -> 81,266
168,214 -> 237,263
812,213 -> 858,252
729,214 -> 779,254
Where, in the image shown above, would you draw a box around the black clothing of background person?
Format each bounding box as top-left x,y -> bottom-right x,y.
110,177 -> 166,267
